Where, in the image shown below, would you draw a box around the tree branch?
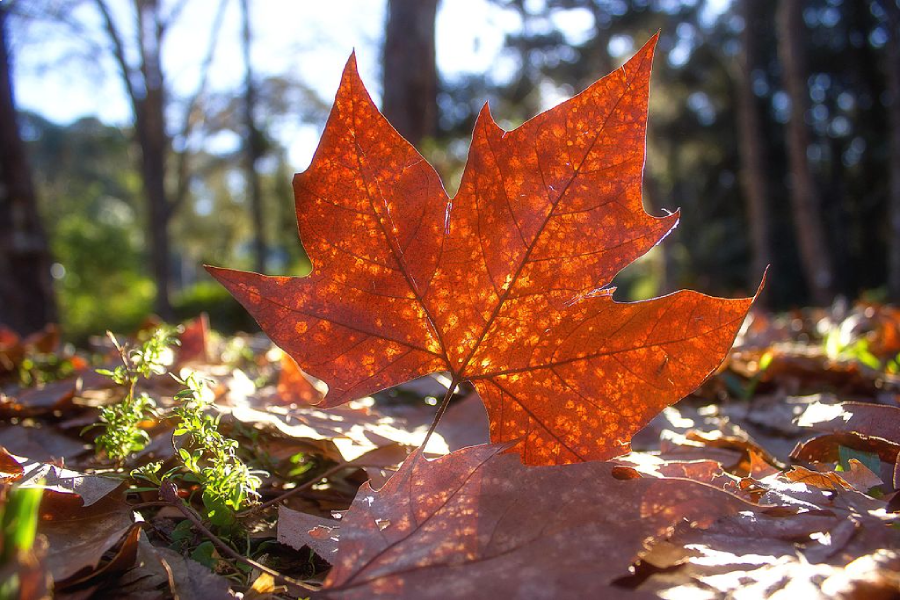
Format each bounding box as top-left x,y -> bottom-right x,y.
169,0 -> 229,219
94,0 -> 138,108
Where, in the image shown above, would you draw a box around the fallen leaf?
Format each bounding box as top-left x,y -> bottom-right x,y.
0,446 -> 24,481
0,380 -> 77,418
277,505 -> 340,558
784,465 -> 851,491
221,399 -> 447,464
277,353 -> 324,405
797,401 -> 900,443
840,459 -> 883,493
55,522 -> 142,590
111,533 -> 233,600
686,429 -> 787,472
0,425 -> 87,463
791,433 -> 899,474
176,313 -> 211,365
15,454 -> 121,506
208,36 -> 756,465
635,500 -> 900,599
39,494 -> 135,584
433,391 -> 490,452
319,444 -> 754,598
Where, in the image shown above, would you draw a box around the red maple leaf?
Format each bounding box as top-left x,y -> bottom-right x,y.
208,36 -> 757,465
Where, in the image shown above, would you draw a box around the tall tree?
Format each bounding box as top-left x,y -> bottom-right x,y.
93,0 -> 226,319
734,0 -> 773,299
382,0 -> 439,147
776,0 -> 836,305
880,0 -> 900,302
0,2 -> 58,334
240,0 -> 266,274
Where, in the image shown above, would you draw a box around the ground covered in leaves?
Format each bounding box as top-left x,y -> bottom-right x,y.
0,301 -> 899,599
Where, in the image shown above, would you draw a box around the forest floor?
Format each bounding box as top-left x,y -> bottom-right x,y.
0,301 -> 898,599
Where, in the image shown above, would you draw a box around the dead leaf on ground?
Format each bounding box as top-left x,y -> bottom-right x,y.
791,432 -> 900,488
39,493 -> 135,584
0,425 -> 87,463
797,401 -> 900,443
15,454 -> 121,506
109,532 -> 233,600
221,398 -> 447,465
276,353 -> 325,405
0,379 -> 77,418
319,444 -> 755,598
278,505 -> 341,559
785,465 -> 852,491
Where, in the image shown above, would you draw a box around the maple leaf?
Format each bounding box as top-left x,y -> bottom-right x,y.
316,444 -> 753,598
208,35 -> 757,465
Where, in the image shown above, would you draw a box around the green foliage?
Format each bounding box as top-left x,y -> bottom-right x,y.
0,485 -> 42,563
22,114 -> 153,342
0,484 -> 43,600
89,326 -> 262,525
16,351 -> 79,387
171,371 -> 263,527
824,326 -> 884,371
90,328 -> 178,460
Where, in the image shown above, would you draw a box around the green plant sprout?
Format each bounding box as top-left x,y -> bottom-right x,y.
90,325 -> 264,531
89,327 -> 179,460
171,371 -> 264,527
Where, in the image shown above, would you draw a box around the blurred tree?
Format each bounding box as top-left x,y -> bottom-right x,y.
171,73 -> 326,278
240,0 -> 266,274
382,0 -> 439,147
880,0 -> 900,301
0,1 -> 58,335
454,0 -> 899,306
22,113 -> 150,340
776,0 -> 835,305
92,0 -> 228,319
734,0 -> 773,300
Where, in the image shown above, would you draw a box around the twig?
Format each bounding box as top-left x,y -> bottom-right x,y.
237,461 -> 380,518
159,483 -> 319,595
129,500 -> 173,510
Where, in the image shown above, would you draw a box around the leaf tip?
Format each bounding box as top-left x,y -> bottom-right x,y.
753,266 -> 770,301
345,49 -> 359,72
474,101 -> 505,138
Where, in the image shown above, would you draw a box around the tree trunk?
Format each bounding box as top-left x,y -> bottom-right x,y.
776,0 -> 836,305
97,0 -> 173,319
0,5 -> 58,335
882,0 -> 900,302
240,0 -> 266,274
735,0 -> 772,301
135,84 -> 173,319
137,0 -> 173,319
382,0 -> 439,147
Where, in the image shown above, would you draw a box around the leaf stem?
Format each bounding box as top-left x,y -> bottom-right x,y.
420,377 -> 460,452
159,483 -> 319,594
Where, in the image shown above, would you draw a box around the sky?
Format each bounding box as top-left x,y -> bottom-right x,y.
10,0 -> 529,169
9,0 -> 730,169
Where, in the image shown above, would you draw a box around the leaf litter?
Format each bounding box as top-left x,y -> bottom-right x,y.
0,39 -> 898,598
